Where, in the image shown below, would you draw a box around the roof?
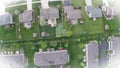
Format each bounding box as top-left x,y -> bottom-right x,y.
66,10 -> 81,20
64,0 -> 71,6
64,6 -> 74,13
34,50 -> 69,66
85,6 -> 102,18
0,13 -> 13,26
0,54 -> 26,68
19,10 -> 34,23
108,36 -> 120,54
86,41 -> 99,68
40,8 -> 59,19
108,36 -> 120,65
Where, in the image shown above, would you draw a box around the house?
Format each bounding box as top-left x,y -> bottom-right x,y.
0,13 -> 13,26
102,6 -> 116,20
19,10 -> 34,28
108,36 -> 120,67
0,53 -> 27,68
64,6 -> 82,24
34,50 -> 69,67
40,7 -> 59,27
85,41 -> 99,68
85,6 -> 102,20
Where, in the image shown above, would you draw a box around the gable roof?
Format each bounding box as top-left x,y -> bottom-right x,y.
64,6 -> 74,13
108,36 -> 120,65
0,54 -> 26,68
66,10 -> 81,20
19,10 -> 34,23
40,8 -> 59,19
86,41 -> 99,68
34,50 -> 69,66
85,6 -> 102,18
108,36 -> 120,55
0,13 -> 13,26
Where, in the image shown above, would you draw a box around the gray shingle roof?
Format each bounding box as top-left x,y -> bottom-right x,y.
86,41 -> 99,68
108,36 -> 120,65
34,50 -> 69,66
19,10 -> 34,23
64,6 -> 74,13
85,6 -> 102,18
66,10 -> 81,20
0,13 -> 13,26
0,54 -> 26,68
109,36 -> 120,54
40,8 -> 59,19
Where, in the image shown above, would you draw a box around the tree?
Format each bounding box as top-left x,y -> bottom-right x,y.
66,31 -> 72,37
50,41 -> 58,47
41,41 -> 47,50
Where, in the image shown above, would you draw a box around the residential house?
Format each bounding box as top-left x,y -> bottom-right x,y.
0,53 -> 27,68
108,36 -> 120,67
0,13 -> 13,26
19,10 -> 34,28
34,50 -> 69,67
85,41 -> 99,68
64,6 -> 82,24
40,7 -> 59,27
85,6 -> 102,20
102,6 -> 116,20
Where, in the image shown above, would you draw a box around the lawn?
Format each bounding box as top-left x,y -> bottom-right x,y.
68,41 -> 85,68
18,3 -> 41,40
0,25 -> 17,41
63,0 -> 104,36
40,25 -> 56,37
22,43 -> 35,68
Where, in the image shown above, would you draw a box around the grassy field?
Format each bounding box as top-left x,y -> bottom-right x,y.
18,3 -> 41,40
63,0 -> 104,36
69,41 -> 85,68
0,25 -> 17,41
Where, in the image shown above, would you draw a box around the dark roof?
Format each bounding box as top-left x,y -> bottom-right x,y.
34,50 -> 69,66
40,8 -> 59,19
19,10 -> 34,23
0,54 -> 26,68
85,6 -> 102,18
0,13 -> 13,26
66,10 -> 81,20
86,41 -> 99,68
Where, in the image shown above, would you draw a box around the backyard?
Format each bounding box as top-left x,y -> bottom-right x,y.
63,0 -> 104,36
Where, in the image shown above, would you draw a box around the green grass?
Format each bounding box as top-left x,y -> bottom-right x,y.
92,0 -> 103,6
18,3 -> 41,40
64,0 -> 104,36
0,25 -> 17,41
22,43 -> 35,68
19,23 -> 39,40
49,1 -> 62,7
40,25 -> 56,37
69,41 -> 85,68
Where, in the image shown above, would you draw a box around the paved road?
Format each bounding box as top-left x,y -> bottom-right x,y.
99,38 -> 109,68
